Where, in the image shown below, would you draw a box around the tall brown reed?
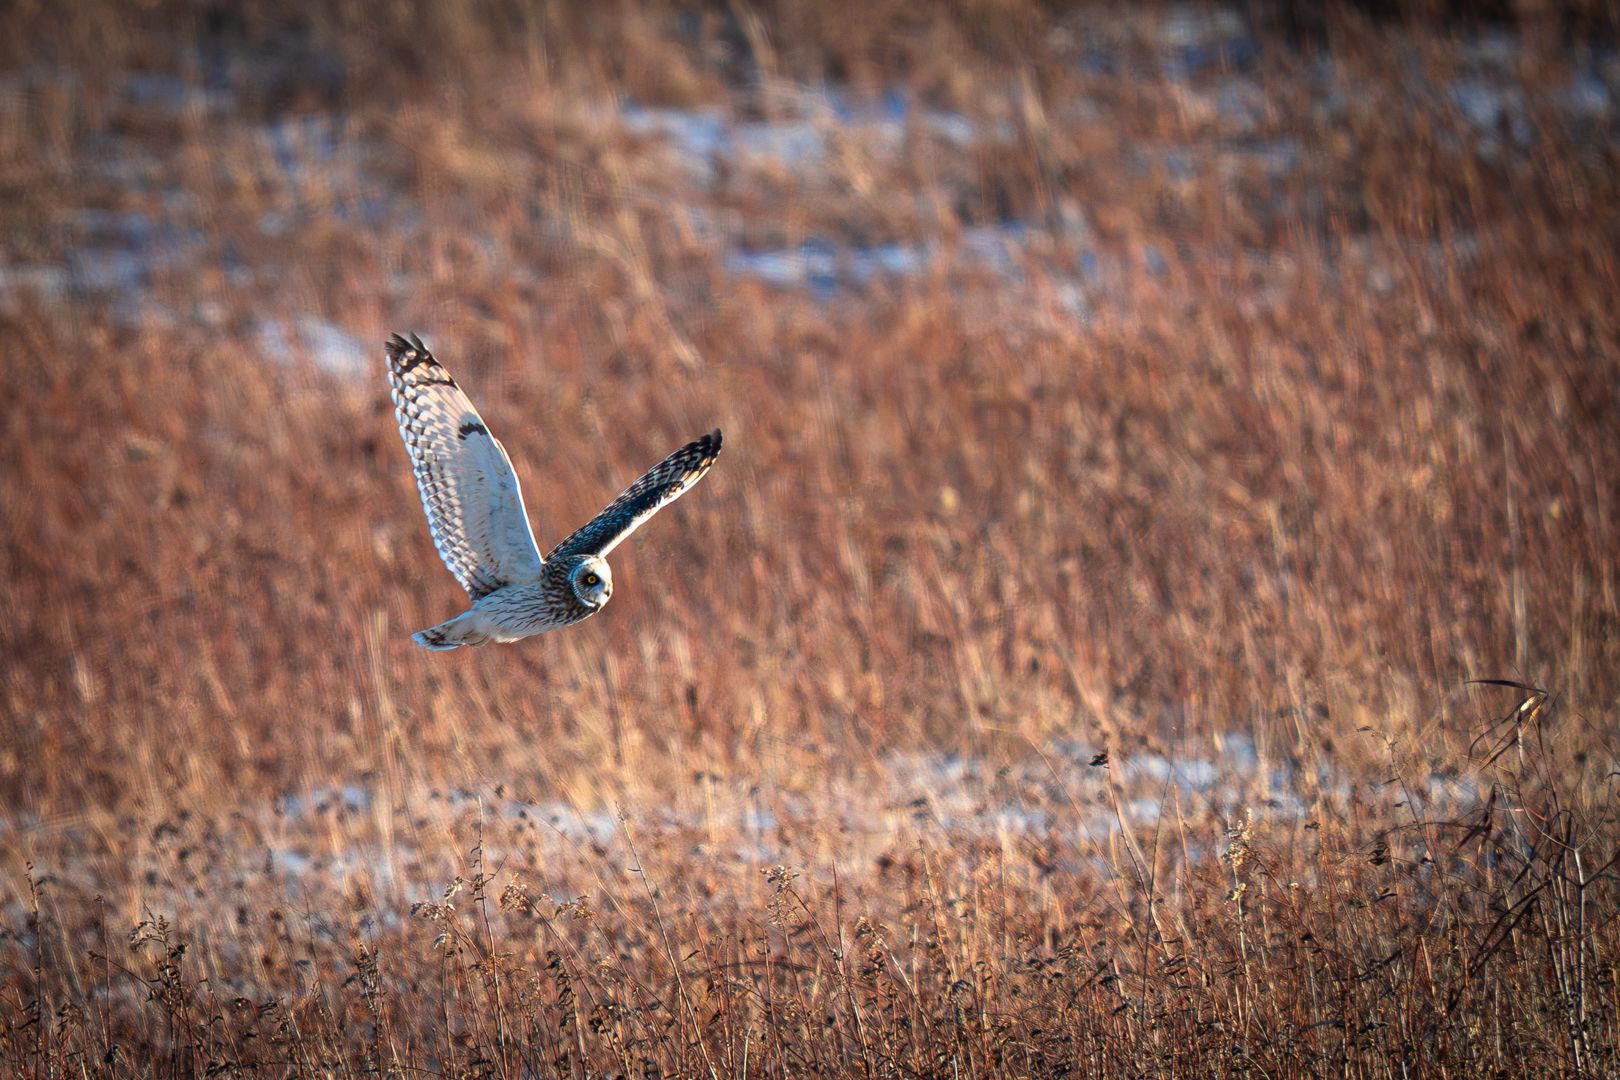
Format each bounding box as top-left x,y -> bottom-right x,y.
1,2 -> 1616,1076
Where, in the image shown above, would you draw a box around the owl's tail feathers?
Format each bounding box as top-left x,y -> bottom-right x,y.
412,611 -> 490,650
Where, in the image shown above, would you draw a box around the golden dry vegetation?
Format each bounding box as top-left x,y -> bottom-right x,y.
1,2 -> 1617,1076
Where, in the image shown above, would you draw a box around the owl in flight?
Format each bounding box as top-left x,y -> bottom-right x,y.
385,333 -> 721,650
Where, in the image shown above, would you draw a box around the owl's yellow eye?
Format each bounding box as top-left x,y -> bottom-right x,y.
585,574 -> 599,586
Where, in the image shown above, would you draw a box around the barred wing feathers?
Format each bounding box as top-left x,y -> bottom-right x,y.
547,429 -> 723,561
385,333 -> 544,601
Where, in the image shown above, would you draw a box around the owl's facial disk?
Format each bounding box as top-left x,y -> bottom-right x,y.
572,558 -> 613,606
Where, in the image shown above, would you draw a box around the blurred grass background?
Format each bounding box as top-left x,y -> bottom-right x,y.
1,1 -> 1617,1075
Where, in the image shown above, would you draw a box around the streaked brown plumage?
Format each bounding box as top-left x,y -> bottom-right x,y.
385,333 -> 722,649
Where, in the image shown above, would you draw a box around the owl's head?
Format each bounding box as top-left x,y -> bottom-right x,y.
570,557 -> 613,607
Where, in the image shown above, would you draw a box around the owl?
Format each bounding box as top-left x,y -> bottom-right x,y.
385,333 -> 721,649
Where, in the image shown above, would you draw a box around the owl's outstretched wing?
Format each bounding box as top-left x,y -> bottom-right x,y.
546,429 -> 722,561
385,333 -> 544,601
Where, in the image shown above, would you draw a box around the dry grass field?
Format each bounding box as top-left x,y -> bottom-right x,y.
2,1 -> 1618,1076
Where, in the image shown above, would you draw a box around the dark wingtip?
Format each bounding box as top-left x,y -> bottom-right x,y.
683,428 -> 723,458
385,332 -> 435,373
690,428 -> 721,461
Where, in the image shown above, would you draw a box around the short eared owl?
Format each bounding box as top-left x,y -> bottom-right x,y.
385,333 -> 721,650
